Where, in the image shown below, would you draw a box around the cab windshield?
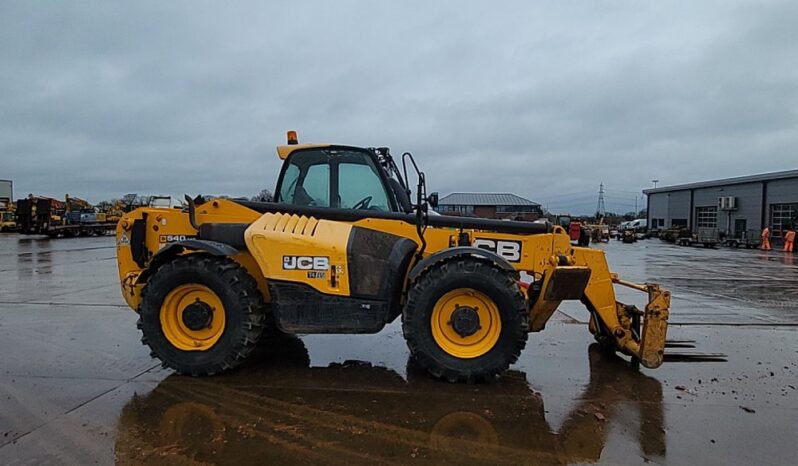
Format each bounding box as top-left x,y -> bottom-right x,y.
277,149 -> 393,211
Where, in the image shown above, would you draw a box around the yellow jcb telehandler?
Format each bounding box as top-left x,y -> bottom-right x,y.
115,132 -> 670,382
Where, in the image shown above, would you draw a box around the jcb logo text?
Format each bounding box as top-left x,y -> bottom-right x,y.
472,238 -> 522,262
283,256 -> 330,271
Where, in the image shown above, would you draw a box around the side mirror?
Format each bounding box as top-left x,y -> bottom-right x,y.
427,192 -> 439,209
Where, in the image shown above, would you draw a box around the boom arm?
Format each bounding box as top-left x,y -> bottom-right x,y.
527,245 -> 669,368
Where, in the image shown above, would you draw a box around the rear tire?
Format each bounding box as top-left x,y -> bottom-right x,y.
403,258 -> 528,383
138,255 -> 267,375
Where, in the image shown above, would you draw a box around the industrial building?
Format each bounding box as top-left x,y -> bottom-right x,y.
0,179 -> 12,210
644,169 -> 798,238
437,192 -> 543,220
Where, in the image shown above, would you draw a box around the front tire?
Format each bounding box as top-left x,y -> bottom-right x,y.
403,258 -> 528,383
138,255 -> 267,375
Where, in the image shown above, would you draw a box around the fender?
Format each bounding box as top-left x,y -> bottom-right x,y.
408,246 -> 516,283
138,239 -> 239,283
158,239 -> 239,257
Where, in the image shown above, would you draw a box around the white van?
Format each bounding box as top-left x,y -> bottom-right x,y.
629,219 -> 647,231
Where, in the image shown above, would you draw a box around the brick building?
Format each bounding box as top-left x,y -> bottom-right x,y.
437,193 -> 543,221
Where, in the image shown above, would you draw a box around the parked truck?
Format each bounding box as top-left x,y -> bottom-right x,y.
16,195 -> 117,237
554,215 -> 591,246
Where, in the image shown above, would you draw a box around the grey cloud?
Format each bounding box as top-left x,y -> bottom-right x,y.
1,1 -> 796,214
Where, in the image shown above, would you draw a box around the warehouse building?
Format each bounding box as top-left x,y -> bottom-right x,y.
437,192 -> 543,220
644,169 -> 798,238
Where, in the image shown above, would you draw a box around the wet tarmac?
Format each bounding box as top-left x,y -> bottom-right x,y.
0,234 -> 796,465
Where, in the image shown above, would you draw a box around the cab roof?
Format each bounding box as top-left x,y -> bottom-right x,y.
276,144 -> 330,160
276,143 -> 378,160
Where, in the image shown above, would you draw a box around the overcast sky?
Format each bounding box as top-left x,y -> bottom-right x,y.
2,1 -> 797,214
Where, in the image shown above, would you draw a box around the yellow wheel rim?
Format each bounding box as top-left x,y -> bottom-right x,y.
429,411 -> 499,451
160,284 -> 226,351
431,289 -> 501,359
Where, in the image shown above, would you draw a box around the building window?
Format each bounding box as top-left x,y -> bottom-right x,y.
695,206 -> 718,228
438,205 -> 474,214
496,205 -> 541,214
770,203 -> 798,234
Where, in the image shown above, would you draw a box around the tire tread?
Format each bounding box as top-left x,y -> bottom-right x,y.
138,254 -> 267,376
403,257 -> 528,383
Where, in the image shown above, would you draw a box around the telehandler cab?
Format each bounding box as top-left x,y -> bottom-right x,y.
116,132 -> 670,382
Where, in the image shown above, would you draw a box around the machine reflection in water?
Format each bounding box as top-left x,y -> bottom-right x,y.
115,334 -> 665,465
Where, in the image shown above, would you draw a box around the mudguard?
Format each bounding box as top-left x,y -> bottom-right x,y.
157,239 -> 239,258
408,246 -> 517,282
138,239 -> 239,283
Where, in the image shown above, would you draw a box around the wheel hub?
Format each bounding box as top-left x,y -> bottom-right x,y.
182,300 -> 213,331
450,306 -> 481,338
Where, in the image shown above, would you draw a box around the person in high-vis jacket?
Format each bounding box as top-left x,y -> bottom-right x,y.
761,226 -> 772,251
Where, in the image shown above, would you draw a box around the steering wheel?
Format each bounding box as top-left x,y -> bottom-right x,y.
352,196 -> 372,210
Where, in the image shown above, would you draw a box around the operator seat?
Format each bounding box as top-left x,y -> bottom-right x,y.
291,185 -> 315,207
